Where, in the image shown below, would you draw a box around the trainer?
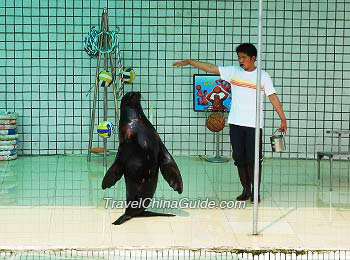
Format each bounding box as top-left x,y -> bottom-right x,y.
173,43 -> 287,203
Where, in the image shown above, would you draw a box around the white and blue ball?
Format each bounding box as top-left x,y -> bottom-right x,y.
99,71 -> 113,87
97,121 -> 114,138
122,67 -> 135,83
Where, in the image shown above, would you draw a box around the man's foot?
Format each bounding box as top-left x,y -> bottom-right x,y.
236,191 -> 251,201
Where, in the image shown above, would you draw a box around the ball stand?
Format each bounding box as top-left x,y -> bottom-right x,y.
87,8 -> 123,169
206,131 -> 230,163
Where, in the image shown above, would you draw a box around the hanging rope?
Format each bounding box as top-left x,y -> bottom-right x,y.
84,26 -> 124,97
84,26 -> 121,56
84,27 -> 100,58
92,30 -> 118,54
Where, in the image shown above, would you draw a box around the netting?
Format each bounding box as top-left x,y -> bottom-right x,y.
1,0 -> 349,158
1,1 -> 350,255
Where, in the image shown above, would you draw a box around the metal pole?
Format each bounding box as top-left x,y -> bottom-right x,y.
216,131 -> 220,159
87,12 -> 105,162
103,8 -> 109,169
87,54 -> 101,162
105,19 -> 120,129
253,0 -> 264,235
206,129 -> 230,163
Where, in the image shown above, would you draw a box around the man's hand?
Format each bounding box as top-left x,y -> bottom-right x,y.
279,119 -> 287,133
173,60 -> 191,67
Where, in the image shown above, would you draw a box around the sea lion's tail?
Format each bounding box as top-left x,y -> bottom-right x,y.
112,212 -> 175,225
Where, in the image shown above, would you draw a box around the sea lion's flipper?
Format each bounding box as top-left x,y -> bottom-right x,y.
137,211 -> 176,217
101,148 -> 124,190
113,212 -> 175,225
159,141 -> 183,194
112,214 -> 132,225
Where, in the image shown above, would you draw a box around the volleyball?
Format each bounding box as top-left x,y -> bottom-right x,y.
99,71 -> 113,87
206,112 -> 225,132
122,67 -> 135,83
97,121 -> 114,138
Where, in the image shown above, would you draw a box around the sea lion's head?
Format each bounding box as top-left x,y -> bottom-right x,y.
120,91 -> 148,124
121,91 -> 142,109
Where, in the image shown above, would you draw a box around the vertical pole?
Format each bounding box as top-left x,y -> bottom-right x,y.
87,11 -> 105,162
105,23 -> 120,129
103,8 -> 109,168
87,55 -> 101,162
253,0 -> 264,235
330,156 -> 333,191
87,53 -> 102,162
216,131 -> 220,159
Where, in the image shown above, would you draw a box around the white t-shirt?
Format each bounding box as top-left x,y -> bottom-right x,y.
219,65 -> 276,128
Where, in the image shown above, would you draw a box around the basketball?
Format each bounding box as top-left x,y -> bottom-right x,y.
213,86 -> 221,93
205,112 -> 225,132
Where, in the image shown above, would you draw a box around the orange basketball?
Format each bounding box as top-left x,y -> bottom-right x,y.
206,112 -> 225,132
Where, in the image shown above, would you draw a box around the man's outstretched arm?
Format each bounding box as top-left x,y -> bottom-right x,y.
173,60 -> 219,74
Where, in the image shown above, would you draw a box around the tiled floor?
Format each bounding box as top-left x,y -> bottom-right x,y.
0,154 -> 350,257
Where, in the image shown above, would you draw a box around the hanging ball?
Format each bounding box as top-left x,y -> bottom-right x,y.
99,71 -> 113,87
122,67 -> 135,83
206,112 -> 225,132
97,121 -> 114,138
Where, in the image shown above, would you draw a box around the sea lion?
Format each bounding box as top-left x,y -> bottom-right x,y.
102,91 -> 183,225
